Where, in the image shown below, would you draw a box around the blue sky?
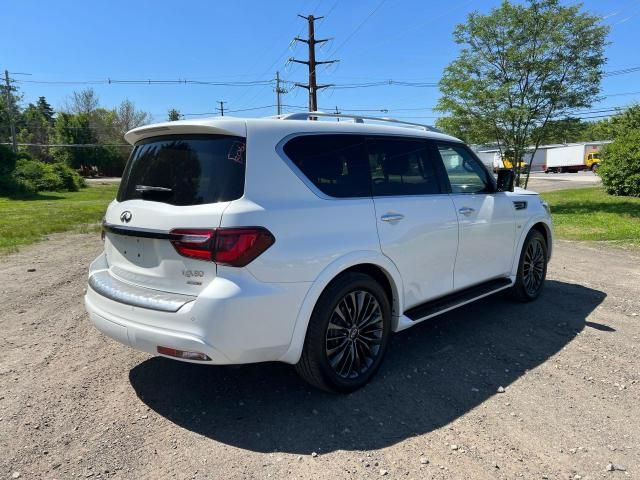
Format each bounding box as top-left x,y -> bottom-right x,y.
3,0 -> 640,125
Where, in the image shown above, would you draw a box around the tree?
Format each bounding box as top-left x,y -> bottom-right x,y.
115,99 -> 150,136
436,0 -> 608,187
65,88 -> 100,116
167,108 -> 181,121
53,112 -> 97,171
533,117 -> 589,145
584,104 -> 640,141
17,103 -> 54,162
36,97 -> 54,124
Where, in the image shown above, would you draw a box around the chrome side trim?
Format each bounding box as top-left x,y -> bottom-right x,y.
88,270 -> 196,312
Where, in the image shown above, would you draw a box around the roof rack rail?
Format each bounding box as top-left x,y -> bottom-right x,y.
276,111 -> 442,133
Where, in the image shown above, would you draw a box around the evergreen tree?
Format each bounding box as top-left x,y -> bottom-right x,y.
36,97 -> 54,124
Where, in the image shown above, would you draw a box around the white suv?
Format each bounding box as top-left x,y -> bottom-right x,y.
85,112 -> 553,392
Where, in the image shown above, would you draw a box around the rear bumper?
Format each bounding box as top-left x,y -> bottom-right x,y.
85,291 -> 231,363
85,253 -> 311,365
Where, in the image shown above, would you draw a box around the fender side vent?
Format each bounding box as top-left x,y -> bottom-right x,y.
513,201 -> 528,210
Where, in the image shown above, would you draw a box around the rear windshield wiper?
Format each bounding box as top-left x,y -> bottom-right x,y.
135,185 -> 173,193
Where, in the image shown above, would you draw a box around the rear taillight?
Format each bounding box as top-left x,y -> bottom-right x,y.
214,228 -> 275,267
169,227 -> 274,267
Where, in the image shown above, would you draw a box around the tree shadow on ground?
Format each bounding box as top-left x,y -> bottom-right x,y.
129,280 -> 605,454
3,192 -> 64,201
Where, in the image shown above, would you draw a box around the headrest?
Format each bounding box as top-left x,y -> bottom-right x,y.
382,154 -> 411,176
304,155 -> 343,181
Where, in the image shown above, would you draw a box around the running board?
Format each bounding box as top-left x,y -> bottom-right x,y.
404,278 -> 512,322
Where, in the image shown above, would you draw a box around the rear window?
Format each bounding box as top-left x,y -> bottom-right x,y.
117,134 -> 245,205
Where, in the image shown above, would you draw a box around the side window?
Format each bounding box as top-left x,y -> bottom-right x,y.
368,137 -> 440,196
435,143 -> 492,194
283,134 -> 370,198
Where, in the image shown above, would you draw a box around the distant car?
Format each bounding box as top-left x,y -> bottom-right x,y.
85,112 -> 554,392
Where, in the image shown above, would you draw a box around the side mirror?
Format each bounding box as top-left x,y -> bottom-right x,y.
496,168 -> 515,192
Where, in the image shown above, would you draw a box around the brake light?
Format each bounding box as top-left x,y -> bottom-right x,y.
169,227 -> 275,266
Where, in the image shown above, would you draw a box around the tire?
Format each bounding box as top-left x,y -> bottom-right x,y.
591,163 -> 600,174
295,272 -> 392,393
511,229 -> 548,302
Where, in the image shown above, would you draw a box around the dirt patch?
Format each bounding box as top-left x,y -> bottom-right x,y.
1,234 -> 639,479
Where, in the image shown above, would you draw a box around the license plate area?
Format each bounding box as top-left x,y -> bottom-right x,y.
112,234 -> 146,264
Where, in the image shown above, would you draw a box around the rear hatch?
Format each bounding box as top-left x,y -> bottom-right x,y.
104,127 -> 246,296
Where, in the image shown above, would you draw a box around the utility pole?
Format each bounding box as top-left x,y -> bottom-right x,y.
217,100 -> 226,116
290,15 -> 338,112
3,70 -> 17,153
275,71 -> 288,115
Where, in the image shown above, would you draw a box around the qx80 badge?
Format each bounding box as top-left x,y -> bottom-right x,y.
120,211 -> 132,223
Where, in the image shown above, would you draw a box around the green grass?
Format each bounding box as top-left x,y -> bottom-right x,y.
0,185 -> 118,255
541,187 -> 640,248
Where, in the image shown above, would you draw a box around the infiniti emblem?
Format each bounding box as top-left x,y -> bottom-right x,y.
120,211 -> 132,223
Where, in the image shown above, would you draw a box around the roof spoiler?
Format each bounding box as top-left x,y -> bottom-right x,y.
124,118 -> 246,145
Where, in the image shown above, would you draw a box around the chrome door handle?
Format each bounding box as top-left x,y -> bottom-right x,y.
381,213 -> 405,223
458,207 -> 475,216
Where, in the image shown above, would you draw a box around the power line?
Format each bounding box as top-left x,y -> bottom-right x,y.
602,65 -> 640,77
325,0 -> 388,58
604,90 -> 640,97
13,66 -> 640,91
231,0 -> 326,111
16,78 -> 274,87
13,77 -> 440,91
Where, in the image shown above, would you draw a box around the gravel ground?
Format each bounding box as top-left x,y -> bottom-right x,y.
1,234 -> 639,480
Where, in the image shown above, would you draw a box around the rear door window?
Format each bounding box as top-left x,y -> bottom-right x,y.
282,134 -> 370,198
367,137 -> 441,196
118,134 -> 245,205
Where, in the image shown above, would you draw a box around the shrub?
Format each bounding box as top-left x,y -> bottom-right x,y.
50,162 -> 86,191
599,130 -> 640,197
12,159 -> 62,192
11,160 -> 86,193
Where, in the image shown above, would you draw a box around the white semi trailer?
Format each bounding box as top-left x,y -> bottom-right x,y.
545,143 -> 603,173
